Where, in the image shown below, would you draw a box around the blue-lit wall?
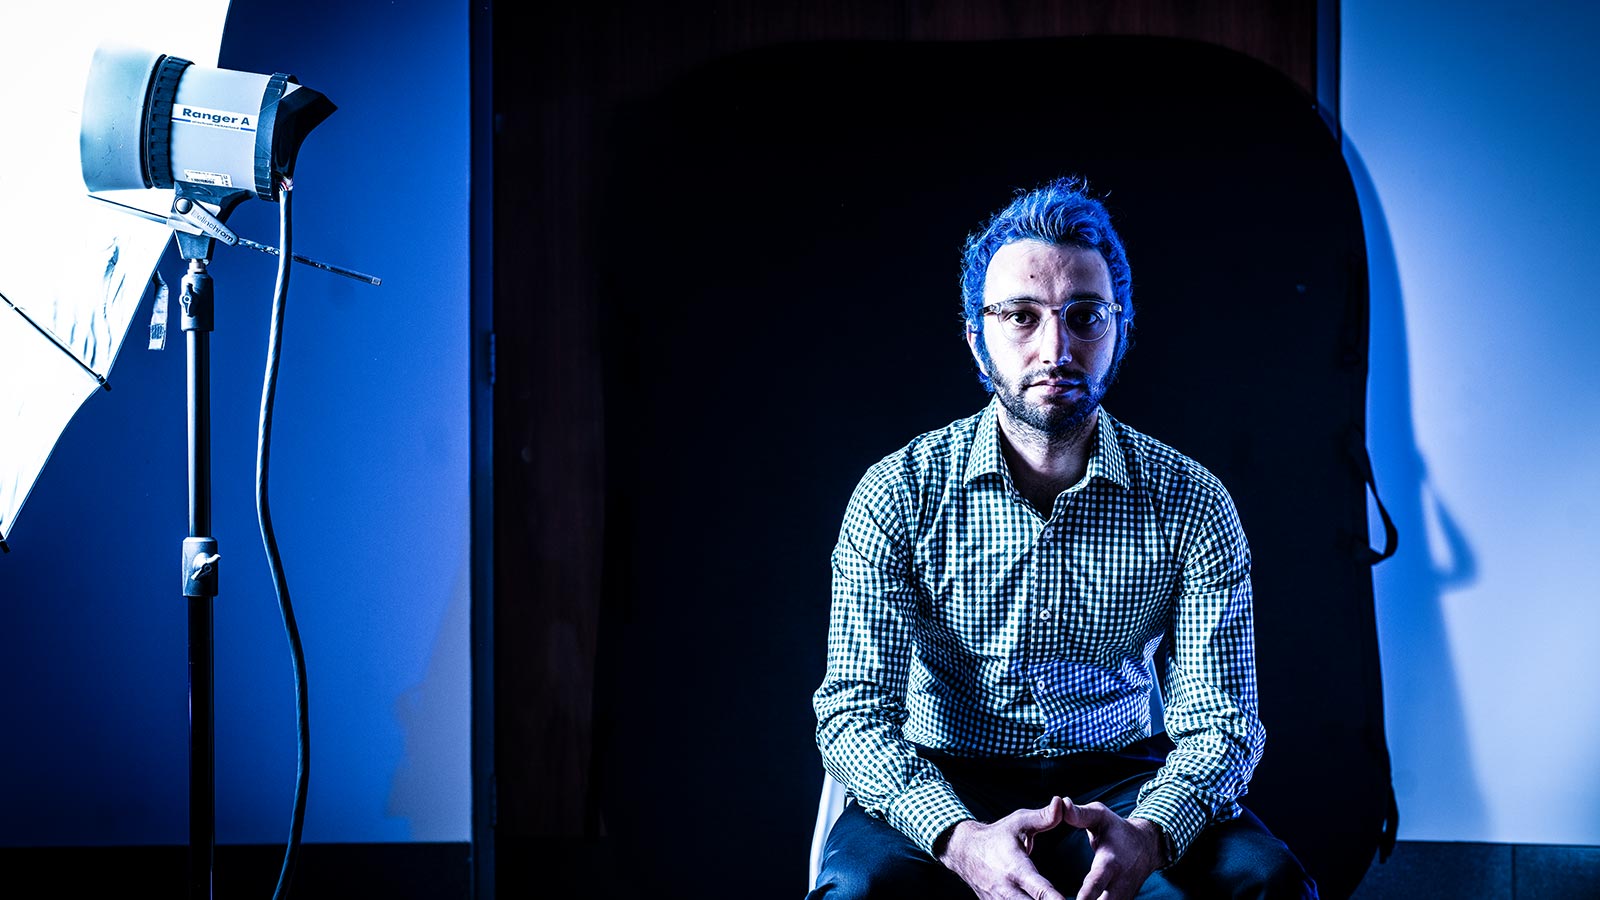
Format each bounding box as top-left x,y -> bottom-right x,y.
0,0 -> 471,845
1346,0 -> 1600,845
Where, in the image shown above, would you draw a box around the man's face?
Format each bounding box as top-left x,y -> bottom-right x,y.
967,240 -> 1121,441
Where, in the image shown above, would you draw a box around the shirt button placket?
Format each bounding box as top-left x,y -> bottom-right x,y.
1022,515 -> 1047,660
1043,515 -> 1068,656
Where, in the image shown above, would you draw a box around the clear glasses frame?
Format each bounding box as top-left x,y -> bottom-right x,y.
977,299 -> 1124,345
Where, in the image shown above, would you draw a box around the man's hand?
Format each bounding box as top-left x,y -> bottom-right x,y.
936,798 -> 1071,900
1058,800 -> 1164,900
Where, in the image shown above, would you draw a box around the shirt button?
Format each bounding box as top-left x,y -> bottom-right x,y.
1039,608 -> 1053,620
1036,678 -> 1049,692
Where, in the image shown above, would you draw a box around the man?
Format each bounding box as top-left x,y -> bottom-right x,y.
810,179 -> 1315,899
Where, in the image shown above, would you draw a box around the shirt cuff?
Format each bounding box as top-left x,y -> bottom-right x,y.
1130,781 -> 1212,863
885,778 -> 974,856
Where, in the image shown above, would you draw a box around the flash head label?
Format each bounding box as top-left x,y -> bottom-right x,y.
182,170 -> 234,187
171,104 -> 257,133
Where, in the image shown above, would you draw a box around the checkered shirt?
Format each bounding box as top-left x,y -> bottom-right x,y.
813,400 -> 1265,862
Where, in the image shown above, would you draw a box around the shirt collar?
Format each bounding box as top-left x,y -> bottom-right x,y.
1094,408 -> 1132,490
963,400 -> 1007,484
963,398 -> 1132,491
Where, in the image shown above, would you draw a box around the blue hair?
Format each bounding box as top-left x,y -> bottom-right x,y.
960,177 -> 1134,389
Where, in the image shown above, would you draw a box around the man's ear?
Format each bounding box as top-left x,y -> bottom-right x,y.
965,328 -> 990,377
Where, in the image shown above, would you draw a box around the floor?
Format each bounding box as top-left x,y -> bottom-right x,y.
1349,841 -> 1600,899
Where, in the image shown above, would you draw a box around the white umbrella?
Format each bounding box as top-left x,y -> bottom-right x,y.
0,0 -> 229,550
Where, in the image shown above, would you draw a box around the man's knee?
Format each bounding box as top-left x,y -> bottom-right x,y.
809,805 -> 970,900
811,860 -> 952,900
1225,841 -> 1316,900
1161,812 -> 1317,900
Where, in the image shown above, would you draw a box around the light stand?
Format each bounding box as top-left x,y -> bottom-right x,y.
79,46 -> 360,899
172,186 -> 245,899
86,170 -> 372,900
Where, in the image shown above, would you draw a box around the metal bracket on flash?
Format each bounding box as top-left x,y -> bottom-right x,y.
87,193 -> 384,285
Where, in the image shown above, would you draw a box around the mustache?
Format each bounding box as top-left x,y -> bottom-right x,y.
1026,367 -> 1088,386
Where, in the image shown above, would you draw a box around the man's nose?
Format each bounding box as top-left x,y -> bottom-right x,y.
1036,311 -> 1071,366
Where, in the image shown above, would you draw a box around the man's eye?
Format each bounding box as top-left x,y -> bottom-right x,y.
1066,308 -> 1105,329
1004,310 -> 1039,327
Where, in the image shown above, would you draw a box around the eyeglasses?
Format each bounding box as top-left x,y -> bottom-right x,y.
977,299 -> 1123,345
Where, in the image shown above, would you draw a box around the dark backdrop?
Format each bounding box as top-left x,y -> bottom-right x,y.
584,36 -> 1390,899
493,9 -> 1327,866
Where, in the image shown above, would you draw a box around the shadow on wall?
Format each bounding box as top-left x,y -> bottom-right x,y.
1344,138 -> 1486,841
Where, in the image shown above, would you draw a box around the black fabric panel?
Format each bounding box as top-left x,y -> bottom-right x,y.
597,36 -> 1391,898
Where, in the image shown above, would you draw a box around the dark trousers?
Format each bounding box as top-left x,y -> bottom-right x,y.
809,739 -> 1316,899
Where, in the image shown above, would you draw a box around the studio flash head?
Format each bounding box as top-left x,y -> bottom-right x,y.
80,44 -> 335,206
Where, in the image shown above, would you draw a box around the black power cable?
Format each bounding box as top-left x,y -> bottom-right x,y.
258,179 -> 310,900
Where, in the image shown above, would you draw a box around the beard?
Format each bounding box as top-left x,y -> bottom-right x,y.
989,358 -> 1114,445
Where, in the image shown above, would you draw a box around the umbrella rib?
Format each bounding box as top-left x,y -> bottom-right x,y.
0,290 -> 110,391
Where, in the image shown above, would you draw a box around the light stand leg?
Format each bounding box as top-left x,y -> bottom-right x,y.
180,256 -> 218,900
